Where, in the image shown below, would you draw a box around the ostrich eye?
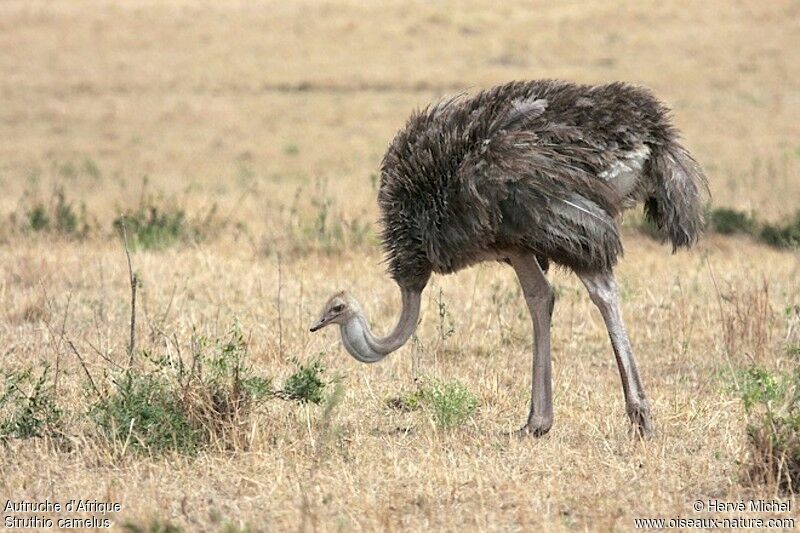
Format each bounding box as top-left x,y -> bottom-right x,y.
331,304 -> 345,313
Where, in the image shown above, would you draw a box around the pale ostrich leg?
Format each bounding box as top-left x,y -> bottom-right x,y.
509,252 -> 555,436
579,271 -> 653,435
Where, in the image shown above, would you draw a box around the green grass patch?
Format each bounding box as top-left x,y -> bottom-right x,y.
388,378 -> 478,428
280,358 -> 327,405
17,189 -> 90,238
113,206 -> 188,250
710,207 -> 755,235
89,324 -> 272,455
758,211 -> 800,249
639,206 -> 800,250
113,197 -> 223,251
91,369 -> 203,455
0,365 -> 62,441
734,365 -> 800,493
88,324 -> 332,455
425,379 -> 478,428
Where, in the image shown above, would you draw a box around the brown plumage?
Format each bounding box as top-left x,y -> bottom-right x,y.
378,79 -> 708,291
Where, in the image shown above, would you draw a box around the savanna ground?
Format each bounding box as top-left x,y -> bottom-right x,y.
1,1 -> 799,531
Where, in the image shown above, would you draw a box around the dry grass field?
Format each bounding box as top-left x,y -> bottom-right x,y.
1,1 -> 799,531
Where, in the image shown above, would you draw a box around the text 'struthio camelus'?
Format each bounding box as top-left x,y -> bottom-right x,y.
310,80 -> 707,438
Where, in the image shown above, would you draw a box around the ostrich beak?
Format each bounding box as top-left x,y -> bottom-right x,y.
309,318 -> 326,332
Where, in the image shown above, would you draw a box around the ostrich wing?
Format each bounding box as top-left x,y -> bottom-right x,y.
458,129 -> 627,271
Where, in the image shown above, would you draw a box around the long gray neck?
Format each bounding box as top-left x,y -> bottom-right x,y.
339,289 -> 421,363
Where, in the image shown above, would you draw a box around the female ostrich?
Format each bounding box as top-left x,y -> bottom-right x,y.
310,80 -> 706,437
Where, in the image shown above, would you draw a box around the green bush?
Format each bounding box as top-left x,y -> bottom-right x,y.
91,371 -> 202,455
735,365 -> 800,493
113,198 -> 223,251
281,359 -> 327,405
638,205 -> 800,250
425,379 -> 478,428
710,208 -> 755,235
27,205 -> 50,232
89,324 -> 272,455
113,206 -> 187,250
388,378 -> 478,428
54,191 -> 80,233
758,211 -> 800,249
22,189 -> 88,237
0,365 -> 62,441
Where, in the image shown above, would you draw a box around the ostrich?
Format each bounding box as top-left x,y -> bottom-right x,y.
310,80 -> 707,437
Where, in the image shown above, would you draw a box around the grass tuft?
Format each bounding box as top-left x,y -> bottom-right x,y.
758,211 -> 800,249
735,365 -> 800,493
638,206 -> 800,250
280,358 -> 327,405
424,379 -> 478,428
388,378 -> 478,428
0,365 -> 62,441
113,206 -> 188,250
112,195 -> 223,251
89,323 -> 272,455
18,189 -> 89,238
91,369 -> 202,455
710,207 -> 755,235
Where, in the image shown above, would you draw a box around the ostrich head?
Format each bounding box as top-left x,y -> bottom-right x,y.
309,288 -> 422,363
309,291 -> 356,332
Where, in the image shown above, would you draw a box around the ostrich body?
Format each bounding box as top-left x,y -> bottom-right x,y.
310,80 -> 707,437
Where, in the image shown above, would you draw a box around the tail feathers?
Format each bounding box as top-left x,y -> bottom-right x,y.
644,142 -> 708,250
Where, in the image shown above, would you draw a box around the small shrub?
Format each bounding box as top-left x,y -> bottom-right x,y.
186,326 -> 273,446
27,205 -> 50,232
89,324 -> 272,455
91,371 -> 202,455
425,379 -> 478,428
281,359 -> 326,405
21,189 -> 88,237
638,205 -> 800,250
114,206 -> 187,250
710,208 -> 755,235
735,365 -> 800,493
0,365 -> 62,441
114,198 -> 223,251
758,211 -> 800,249
196,324 -> 273,399
388,378 -> 478,428
54,190 -> 80,233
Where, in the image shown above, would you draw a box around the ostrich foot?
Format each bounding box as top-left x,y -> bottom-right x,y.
628,403 -> 654,439
514,415 -> 553,438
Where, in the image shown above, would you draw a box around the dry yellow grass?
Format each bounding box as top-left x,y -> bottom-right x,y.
1,1 -> 799,531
